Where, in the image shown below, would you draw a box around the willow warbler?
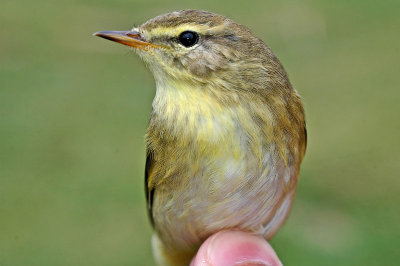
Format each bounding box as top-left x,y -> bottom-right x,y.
95,10 -> 306,266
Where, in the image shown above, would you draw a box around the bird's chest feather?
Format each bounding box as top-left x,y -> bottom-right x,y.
145,83 -> 293,250
147,82 -> 261,182
147,85 -> 247,186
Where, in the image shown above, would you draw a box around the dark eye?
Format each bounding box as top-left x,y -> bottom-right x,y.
178,31 -> 199,47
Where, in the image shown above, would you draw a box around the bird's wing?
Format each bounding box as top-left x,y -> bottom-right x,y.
145,149 -> 155,226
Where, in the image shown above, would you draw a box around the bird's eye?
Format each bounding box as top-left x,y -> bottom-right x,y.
178,31 -> 199,47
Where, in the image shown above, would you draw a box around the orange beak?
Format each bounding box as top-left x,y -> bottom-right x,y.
93,30 -> 157,49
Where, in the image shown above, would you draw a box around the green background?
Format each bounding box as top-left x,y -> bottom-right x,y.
1,0 -> 399,265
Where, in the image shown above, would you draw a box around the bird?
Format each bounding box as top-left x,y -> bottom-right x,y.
94,9 -> 306,266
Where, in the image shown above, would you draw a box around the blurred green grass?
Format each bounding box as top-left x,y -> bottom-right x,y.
0,0 -> 399,265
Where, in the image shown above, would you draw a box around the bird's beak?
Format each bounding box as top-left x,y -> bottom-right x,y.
93,30 -> 157,50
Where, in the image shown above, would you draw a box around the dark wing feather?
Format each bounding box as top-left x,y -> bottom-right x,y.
304,123 -> 307,151
299,122 -> 307,162
145,150 -> 155,226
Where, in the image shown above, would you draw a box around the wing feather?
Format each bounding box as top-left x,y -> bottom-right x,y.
145,150 -> 155,226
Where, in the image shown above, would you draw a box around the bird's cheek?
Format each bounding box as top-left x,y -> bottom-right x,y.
181,54 -> 213,77
187,62 -> 211,77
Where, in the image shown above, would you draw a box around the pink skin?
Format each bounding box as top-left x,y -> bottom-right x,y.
190,231 -> 283,266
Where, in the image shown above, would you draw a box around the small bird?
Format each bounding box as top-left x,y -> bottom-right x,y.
95,10 -> 306,266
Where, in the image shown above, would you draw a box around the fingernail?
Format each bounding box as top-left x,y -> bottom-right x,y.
207,231 -> 282,266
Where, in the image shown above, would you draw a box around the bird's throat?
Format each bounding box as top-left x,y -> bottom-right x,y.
150,79 -> 237,144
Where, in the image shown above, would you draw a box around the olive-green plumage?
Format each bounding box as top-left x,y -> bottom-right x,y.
95,9 -> 306,266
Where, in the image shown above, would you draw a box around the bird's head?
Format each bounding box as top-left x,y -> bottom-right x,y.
94,10 -> 289,93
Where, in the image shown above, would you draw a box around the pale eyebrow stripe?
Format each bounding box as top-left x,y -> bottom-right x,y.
144,22 -> 228,39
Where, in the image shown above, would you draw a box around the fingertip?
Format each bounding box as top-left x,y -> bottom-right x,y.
192,230 -> 282,266
190,232 -> 215,266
